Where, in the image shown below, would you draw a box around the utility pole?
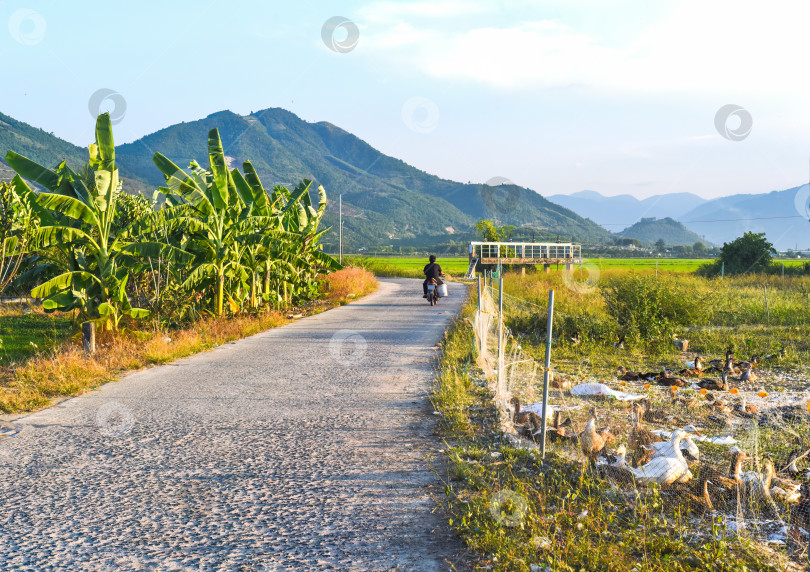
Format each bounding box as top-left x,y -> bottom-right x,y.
339,194 -> 343,264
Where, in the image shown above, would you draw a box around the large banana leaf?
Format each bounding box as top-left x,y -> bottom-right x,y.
242,161 -> 270,214
41,290 -> 84,312
11,175 -> 56,226
281,180 -> 312,215
30,226 -> 97,250
181,262 -> 218,289
121,242 -> 193,264
36,193 -> 99,226
4,151 -> 61,192
309,250 -> 341,271
153,154 -> 213,215
89,113 -> 115,171
207,129 -> 230,210
32,271 -> 101,298
231,170 -> 256,212
93,169 -> 118,214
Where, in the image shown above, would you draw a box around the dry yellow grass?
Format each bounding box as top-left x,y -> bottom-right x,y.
320,265 -> 379,302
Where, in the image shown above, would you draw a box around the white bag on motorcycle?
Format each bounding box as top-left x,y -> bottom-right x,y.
437,284 -> 448,297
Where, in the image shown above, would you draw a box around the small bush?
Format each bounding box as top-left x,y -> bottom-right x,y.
602,272 -> 708,349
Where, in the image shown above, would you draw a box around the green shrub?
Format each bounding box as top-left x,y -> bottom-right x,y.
601,272 -> 707,349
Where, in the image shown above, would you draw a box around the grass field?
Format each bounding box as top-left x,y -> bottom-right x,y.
0,309 -> 73,364
352,256 -> 808,279
346,256 -> 472,278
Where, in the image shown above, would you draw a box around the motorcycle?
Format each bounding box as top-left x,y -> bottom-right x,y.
425,275 -> 447,306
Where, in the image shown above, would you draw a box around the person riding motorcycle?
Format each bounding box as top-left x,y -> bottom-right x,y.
423,255 -> 443,298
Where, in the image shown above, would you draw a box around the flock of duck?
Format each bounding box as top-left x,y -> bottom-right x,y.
508,349 -> 810,546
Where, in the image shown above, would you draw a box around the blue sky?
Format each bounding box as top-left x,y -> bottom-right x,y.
1,0 -> 809,200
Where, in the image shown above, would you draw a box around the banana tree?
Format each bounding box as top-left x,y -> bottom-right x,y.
152,129 -> 257,316
6,113 -> 191,329
0,177 -> 40,294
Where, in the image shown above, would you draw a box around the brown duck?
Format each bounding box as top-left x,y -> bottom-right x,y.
697,370 -> 728,391
510,397 -> 543,434
678,356 -> 704,377
629,402 -> 662,465
579,407 -> 606,463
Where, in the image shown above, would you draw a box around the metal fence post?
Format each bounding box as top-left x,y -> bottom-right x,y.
497,274 -> 505,402
477,276 -> 483,356
540,290 -> 555,460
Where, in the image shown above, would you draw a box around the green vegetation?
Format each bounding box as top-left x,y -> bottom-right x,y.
699,231 -> 777,276
8,114 -> 187,329
474,220 -> 515,242
0,180 -> 37,291
5,113 -> 339,329
433,296 -> 793,571
602,271 -> 705,350
347,256 -> 472,278
504,270 -> 810,371
0,309 -> 72,363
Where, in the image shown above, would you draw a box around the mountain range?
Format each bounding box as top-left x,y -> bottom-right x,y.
0,108 -> 612,249
548,188 -> 810,250
677,187 -> 809,251
1,108 -> 807,251
547,190 -> 707,231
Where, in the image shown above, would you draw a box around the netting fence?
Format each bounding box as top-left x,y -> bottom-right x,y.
472,273 -> 810,568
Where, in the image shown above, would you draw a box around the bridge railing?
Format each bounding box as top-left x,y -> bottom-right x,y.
470,242 -> 581,260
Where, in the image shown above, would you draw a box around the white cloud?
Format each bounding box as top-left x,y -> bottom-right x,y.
355,0 -> 810,96
358,0 -> 495,22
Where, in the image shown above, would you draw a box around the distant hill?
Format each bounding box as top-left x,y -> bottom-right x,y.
547,190 -> 706,230
114,108 -> 614,248
0,111 -> 86,184
618,217 -> 708,246
678,186 -> 810,251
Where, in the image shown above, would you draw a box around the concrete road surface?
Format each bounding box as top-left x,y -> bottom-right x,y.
0,278 -> 469,571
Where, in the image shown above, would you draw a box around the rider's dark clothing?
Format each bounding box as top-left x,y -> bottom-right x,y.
423,262 -> 443,296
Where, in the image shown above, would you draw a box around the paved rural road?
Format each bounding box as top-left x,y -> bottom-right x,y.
0,278 -> 469,571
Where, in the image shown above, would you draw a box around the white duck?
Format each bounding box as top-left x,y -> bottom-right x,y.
631,429 -> 693,485
646,425 -> 701,462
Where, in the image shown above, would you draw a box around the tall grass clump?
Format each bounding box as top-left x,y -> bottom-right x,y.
602,271 -> 706,350
492,269 -> 810,376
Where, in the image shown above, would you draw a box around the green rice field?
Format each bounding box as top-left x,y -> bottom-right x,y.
349,256 -> 807,278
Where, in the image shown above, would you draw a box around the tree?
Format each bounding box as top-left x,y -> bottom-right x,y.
7,113 -> 190,329
654,238 -> 666,252
0,179 -> 38,294
151,129 -> 339,315
474,220 -> 515,242
693,241 -> 706,256
718,231 -> 775,274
